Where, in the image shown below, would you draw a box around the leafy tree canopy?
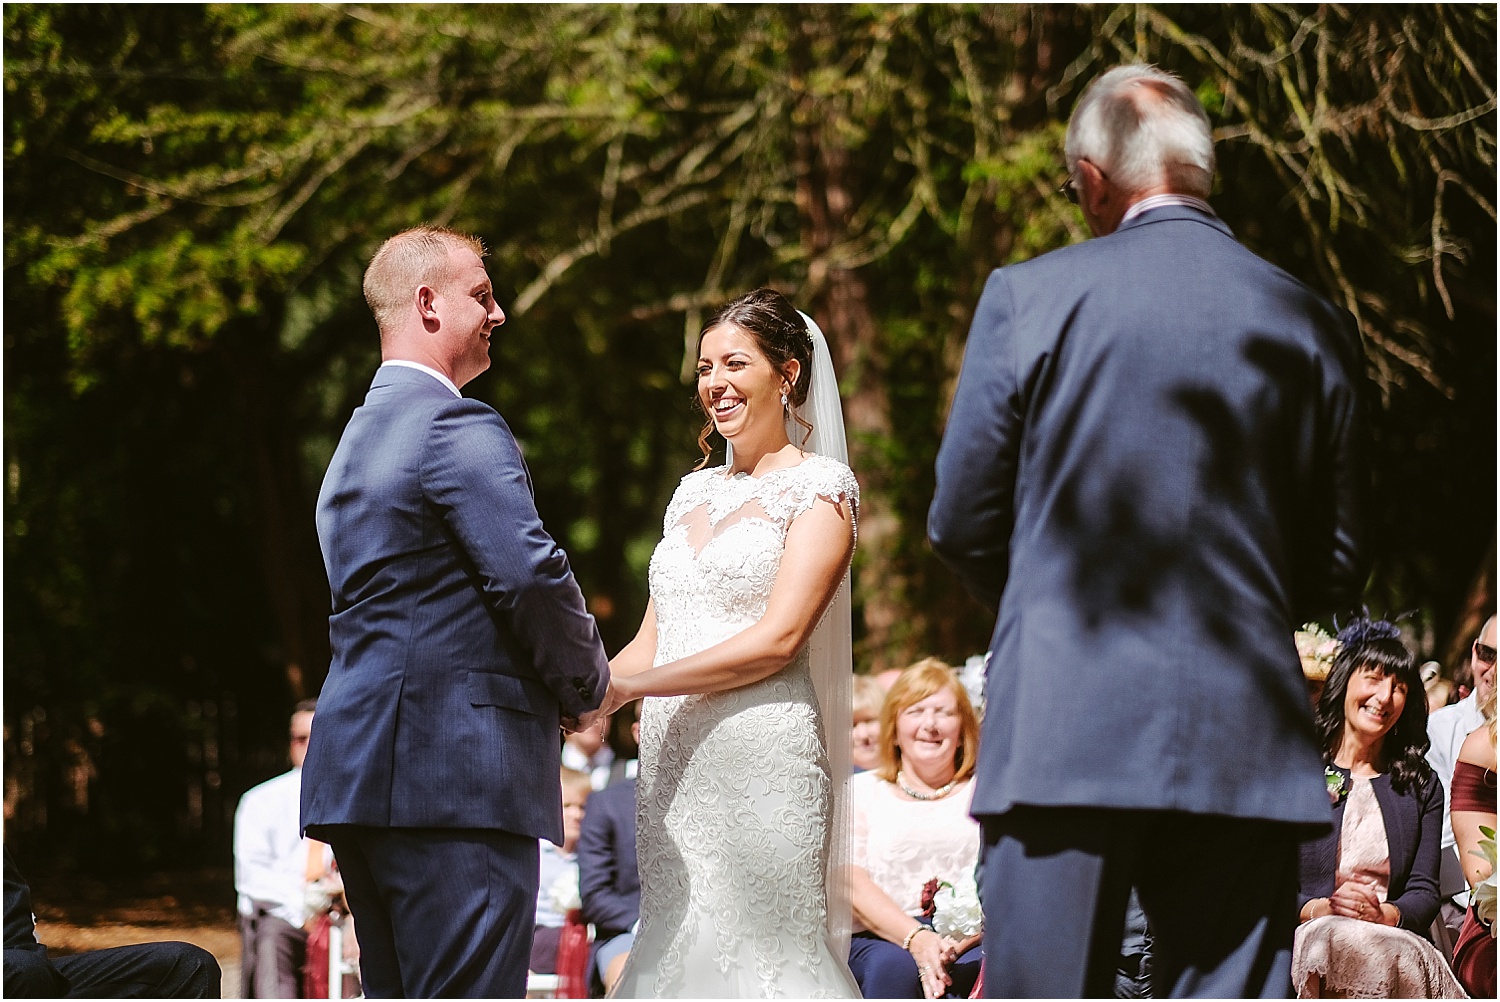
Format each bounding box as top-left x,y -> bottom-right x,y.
4,3 -> 1493,868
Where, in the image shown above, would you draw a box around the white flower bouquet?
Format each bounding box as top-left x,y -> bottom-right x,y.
930,874 -> 983,940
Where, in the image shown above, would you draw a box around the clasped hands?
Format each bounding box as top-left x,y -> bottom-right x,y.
561,680 -> 621,735
907,926 -> 966,1000
1313,878 -> 1398,926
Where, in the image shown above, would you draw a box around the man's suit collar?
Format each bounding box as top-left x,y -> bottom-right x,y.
1113,202 -> 1233,240
371,361 -> 462,397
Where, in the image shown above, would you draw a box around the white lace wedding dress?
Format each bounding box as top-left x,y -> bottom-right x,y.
610,455 -> 862,999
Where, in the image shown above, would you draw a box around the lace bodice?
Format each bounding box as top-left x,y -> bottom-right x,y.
648,456 -> 858,666
613,456 -> 860,999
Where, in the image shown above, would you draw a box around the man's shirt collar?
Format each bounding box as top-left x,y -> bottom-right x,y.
1121,193 -> 1216,225
380,360 -> 461,398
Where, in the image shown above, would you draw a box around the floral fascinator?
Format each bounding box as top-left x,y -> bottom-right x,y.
1295,623 -> 1339,682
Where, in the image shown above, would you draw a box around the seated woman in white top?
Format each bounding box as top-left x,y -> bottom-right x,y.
849,660 -> 983,999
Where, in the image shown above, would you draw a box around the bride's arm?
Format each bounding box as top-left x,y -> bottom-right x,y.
609,600 -> 659,679
612,495 -> 854,700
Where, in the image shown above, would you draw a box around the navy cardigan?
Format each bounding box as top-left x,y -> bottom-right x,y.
1296,765 -> 1443,936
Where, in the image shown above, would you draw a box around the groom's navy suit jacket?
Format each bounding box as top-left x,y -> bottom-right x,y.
930,205 -> 1368,827
302,365 -> 609,844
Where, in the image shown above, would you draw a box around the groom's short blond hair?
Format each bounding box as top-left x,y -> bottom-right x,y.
363,226 -> 486,336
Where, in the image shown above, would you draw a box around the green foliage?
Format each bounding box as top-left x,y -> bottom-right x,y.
3,3 -> 1493,868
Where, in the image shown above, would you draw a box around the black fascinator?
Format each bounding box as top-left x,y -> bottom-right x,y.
1335,616 -> 1403,650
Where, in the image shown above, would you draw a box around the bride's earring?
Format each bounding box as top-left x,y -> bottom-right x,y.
780,388 -> 789,408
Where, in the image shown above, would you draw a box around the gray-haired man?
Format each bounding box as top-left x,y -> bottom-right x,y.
931,64 -> 1367,997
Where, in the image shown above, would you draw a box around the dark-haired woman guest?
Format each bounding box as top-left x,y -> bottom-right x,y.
1292,619 -> 1467,999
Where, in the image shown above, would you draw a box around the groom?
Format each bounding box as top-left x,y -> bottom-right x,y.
302,226 -> 611,998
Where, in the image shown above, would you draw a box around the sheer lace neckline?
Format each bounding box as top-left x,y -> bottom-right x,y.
671,456 -> 844,558
718,455 -> 814,481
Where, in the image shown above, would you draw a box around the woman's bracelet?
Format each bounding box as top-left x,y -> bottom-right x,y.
901,925 -> 928,952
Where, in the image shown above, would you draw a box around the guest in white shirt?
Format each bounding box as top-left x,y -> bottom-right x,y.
1425,615 -> 1495,953
530,768 -> 591,975
234,700 -> 316,998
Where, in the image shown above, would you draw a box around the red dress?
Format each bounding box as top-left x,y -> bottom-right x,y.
1450,759 -> 1496,1001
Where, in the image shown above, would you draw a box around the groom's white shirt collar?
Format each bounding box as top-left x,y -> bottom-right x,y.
380,360 -> 461,398
1121,193 -> 1216,225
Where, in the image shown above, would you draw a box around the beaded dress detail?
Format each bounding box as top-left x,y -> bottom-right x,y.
610,456 -> 861,999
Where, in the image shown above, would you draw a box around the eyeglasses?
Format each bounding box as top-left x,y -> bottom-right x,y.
1059,161 -> 1107,205
1474,641 -> 1497,667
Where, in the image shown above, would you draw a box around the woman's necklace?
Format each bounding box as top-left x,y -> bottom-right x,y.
897,769 -> 958,801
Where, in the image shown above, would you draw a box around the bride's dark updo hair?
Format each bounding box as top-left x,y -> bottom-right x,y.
693,288 -> 815,467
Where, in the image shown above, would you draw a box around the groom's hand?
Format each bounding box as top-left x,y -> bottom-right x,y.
564,681 -> 616,734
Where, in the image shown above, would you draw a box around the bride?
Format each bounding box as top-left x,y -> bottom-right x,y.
603,289 -> 862,998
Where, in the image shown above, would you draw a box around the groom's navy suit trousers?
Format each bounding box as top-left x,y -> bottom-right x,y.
303,365 -> 609,998
930,205 -> 1369,997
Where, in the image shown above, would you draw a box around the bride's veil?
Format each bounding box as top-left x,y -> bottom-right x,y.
792,310 -> 856,961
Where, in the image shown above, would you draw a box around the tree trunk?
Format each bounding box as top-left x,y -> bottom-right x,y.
791,16 -> 905,669
232,324 -> 332,701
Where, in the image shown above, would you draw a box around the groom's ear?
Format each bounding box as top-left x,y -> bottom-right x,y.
415,283 -> 441,329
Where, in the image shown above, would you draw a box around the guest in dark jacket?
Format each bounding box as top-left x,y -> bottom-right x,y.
578,776 -> 638,995
1291,619 -> 1463,999
4,848 -> 221,998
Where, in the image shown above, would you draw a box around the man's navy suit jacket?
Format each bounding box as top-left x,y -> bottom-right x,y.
577,777 -> 640,940
302,365 -> 610,844
929,205 -> 1368,827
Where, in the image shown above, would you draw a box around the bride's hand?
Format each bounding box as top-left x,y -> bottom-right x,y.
600,674 -> 637,717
